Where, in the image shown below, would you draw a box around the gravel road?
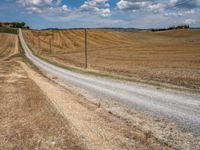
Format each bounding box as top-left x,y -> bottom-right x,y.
19,29 -> 200,135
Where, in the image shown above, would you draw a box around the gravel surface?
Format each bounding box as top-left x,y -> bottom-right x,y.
19,29 -> 200,135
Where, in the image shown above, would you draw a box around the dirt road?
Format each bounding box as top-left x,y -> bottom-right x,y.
0,32 -> 178,150
19,29 -> 200,135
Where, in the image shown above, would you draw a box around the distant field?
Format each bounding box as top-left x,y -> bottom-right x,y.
22,29 -> 200,89
0,33 -> 18,59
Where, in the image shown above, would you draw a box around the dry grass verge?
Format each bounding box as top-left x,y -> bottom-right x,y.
0,61 -> 85,150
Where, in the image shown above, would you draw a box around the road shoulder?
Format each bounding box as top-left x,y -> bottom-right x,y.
0,60 -> 84,150
19,60 -> 200,150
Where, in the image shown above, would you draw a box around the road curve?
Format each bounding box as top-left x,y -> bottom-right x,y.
19,29 -> 200,134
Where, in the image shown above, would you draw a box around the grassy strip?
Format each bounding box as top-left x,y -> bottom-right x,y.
21,52 -> 40,72
35,54 -> 132,80
0,27 -> 18,34
34,54 -> 200,94
18,36 -> 43,73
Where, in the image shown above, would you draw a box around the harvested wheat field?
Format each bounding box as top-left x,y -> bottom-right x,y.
0,33 -> 18,59
22,29 -> 200,90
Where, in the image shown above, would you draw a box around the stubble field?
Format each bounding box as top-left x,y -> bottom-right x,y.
0,33 -> 18,59
22,29 -> 200,90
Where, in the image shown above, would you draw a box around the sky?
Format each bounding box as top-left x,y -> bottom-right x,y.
0,0 -> 200,29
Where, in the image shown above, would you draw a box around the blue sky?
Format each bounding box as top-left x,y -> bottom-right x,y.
0,0 -> 200,29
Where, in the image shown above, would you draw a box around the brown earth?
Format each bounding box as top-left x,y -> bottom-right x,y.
22,29 -> 200,90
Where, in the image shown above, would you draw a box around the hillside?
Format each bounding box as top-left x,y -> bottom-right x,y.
22,29 -> 200,89
0,33 -> 18,59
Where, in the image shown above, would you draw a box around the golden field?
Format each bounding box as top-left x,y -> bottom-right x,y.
0,33 -> 18,59
22,29 -> 200,89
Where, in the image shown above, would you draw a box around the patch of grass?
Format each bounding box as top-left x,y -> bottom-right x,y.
21,54 -> 40,72
35,54 -> 130,80
18,38 -> 42,73
34,54 -> 200,94
0,27 -> 18,34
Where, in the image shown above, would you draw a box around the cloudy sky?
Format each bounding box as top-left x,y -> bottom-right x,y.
0,0 -> 200,29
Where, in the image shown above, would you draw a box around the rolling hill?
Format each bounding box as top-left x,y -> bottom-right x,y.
22,29 -> 200,89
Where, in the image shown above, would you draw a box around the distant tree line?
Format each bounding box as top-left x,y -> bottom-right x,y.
0,22 -> 30,29
152,25 -> 190,32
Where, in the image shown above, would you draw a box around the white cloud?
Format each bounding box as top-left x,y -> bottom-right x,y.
62,5 -> 69,12
116,0 -> 166,13
17,0 -> 70,14
15,0 -> 200,28
79,0 -> 111,17
184,19 -> 197,25
148,3 -> 166,13
116,0 -> 151,11
169,0 -> 178,6
17,0 -> 111,17
101,8 -> 111,16
45,11 -> 128,28
17,0 -> 52,7
164,10 -> 195,16
116,0 -> 200,13
80,0 -> 110,8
